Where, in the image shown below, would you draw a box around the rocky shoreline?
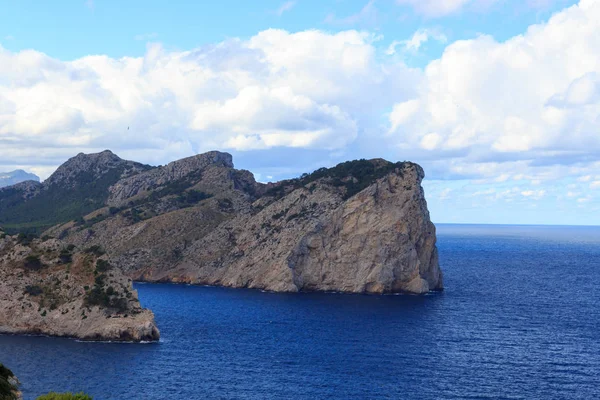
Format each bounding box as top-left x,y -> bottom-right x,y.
0,233 -> 159,342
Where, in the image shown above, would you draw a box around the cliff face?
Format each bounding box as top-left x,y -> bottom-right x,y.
146,162 -> 442,294
51,155 -> 442,295
0,232 -> 159,342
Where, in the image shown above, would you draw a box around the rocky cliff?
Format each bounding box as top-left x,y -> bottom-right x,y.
49,153 -> 443,294
0,230 -> 159,342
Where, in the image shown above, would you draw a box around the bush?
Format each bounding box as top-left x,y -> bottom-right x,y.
59,249 -> 73,264
24,255 -> 43,270
84,245 -> 105,256
0,363 -> 18,400
95,259 -> 112,273
16,232 -> 37,246
36,392 -> 92,400
24,285 -> 43,296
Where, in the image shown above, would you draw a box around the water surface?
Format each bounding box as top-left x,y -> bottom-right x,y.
2,224 -> 599,399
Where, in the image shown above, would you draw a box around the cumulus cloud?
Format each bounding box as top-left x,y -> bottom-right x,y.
386,29 -> 447,55
389,0 -> 600,179
1,0 -> 599,209
0,30 -> 418,176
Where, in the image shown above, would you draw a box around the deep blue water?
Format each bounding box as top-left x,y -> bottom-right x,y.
2,224 -> 600,399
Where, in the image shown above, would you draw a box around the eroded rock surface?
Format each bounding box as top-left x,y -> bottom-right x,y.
0,232 -> 159,342
52,154 -> 443,294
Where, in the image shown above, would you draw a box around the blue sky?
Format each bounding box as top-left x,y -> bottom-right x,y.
0,0 -> 598,225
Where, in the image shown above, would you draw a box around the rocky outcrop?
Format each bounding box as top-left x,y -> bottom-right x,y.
0,232 -> 159,342
53,155 -> 443,294
43,150 -> 148,189
107,151 -> 238,207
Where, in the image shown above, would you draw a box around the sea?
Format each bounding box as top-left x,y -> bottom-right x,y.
1,224 -> 599,399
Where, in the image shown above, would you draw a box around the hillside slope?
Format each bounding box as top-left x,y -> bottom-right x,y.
47,153 -> 443,294
0,151 -> 150,234
0,230 -> 159,341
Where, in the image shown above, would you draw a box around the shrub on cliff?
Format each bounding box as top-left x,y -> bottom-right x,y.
36,392 -> 92,400
0,363 -> 19,400
24,255 -> 44,270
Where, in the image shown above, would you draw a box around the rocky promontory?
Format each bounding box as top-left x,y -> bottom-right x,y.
47,153 -> 443,295
0,231 -> 159,342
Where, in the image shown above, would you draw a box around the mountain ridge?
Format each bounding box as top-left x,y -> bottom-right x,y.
1,150 -> 443,294
0,169 -> 40,189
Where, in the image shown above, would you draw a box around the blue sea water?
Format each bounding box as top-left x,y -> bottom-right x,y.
2,224 -> 600,399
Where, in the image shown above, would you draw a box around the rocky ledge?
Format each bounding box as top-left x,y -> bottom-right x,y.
0,232 -> 159,342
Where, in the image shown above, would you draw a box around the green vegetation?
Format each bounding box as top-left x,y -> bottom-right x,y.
36,392 -> 92,400
84,273 -> 127,313
264,159 -> 409,201
83,245 -> 105,257
0,363 -> 19,400
16,233 -> 38,246
23,255 -> 44,270
0,166 -> 137,235
24,285 -> 43,296
2,364 -> 92,400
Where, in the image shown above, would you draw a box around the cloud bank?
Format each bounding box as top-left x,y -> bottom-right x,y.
0,0 -> 599,222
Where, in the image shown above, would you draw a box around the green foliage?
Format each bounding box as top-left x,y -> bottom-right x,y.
16,232 -> 37,246
84,245 -> 105,257
85,273 -> 128,313
59,249 -> 73,264
23,255 -> 43,270
95,259 -> 111,273
0,165 -> 139,235
176,190 -> 212,206
36,392 -> 92,400
264,159 -> 408,201
0,363 -> 18,400
24,285 -> 43,296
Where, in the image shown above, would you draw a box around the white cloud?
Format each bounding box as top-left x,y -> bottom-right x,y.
389,0 -> 600,173
386,29 -> 447,55
0,30 -> 418,177
275,1 -> 296,16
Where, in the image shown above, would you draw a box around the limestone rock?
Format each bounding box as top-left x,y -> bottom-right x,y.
0,232 -> 160,342
55,155 -> 443,294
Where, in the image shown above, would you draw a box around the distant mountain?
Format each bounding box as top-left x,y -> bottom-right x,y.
0,169 -> 40,188
1,149 -> 443,294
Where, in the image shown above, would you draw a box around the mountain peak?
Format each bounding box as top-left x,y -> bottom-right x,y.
0,169 -> 41,188
44,150 -> 147,188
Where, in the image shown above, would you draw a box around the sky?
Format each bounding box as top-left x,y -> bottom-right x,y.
1,0 -> 599,225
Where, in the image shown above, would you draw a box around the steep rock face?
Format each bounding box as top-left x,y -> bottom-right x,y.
0,232 -> 159,342
107,151 -> 239,207
46,153 -> 262,275
148,162 -> 442,294
37,151 -> 442,295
